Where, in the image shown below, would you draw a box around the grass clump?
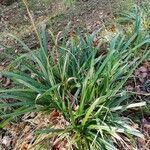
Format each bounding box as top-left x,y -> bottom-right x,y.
0,6 -> 150,150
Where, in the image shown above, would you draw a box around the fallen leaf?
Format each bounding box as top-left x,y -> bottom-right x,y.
49,110 -> 60,124
139,66 -> 147,73
137,118 -> 150,149
142,118 -> 150,137
2,136 -> 11,148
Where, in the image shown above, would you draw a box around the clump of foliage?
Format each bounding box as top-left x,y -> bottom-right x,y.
117,4 -> 150,31
63,0 -> 75,6
0,5 -> 150,149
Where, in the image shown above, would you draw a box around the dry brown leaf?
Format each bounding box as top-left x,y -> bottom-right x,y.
139,66 -> 147,73
137,118 -> 150,149
142,118 -> 150,137
20,143 -> 29,150
49,110 -> 60,124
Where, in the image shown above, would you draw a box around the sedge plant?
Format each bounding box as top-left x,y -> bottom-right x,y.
0,5 -> 150,150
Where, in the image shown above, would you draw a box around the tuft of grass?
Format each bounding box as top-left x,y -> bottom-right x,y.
0,5 -> 150,149
63,0 -> 75,6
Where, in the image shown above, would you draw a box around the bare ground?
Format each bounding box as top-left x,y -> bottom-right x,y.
0,0 -> 136,47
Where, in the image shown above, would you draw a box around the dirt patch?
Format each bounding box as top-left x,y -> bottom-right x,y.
0,0 -> 115,64
0,0 -> 144,59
